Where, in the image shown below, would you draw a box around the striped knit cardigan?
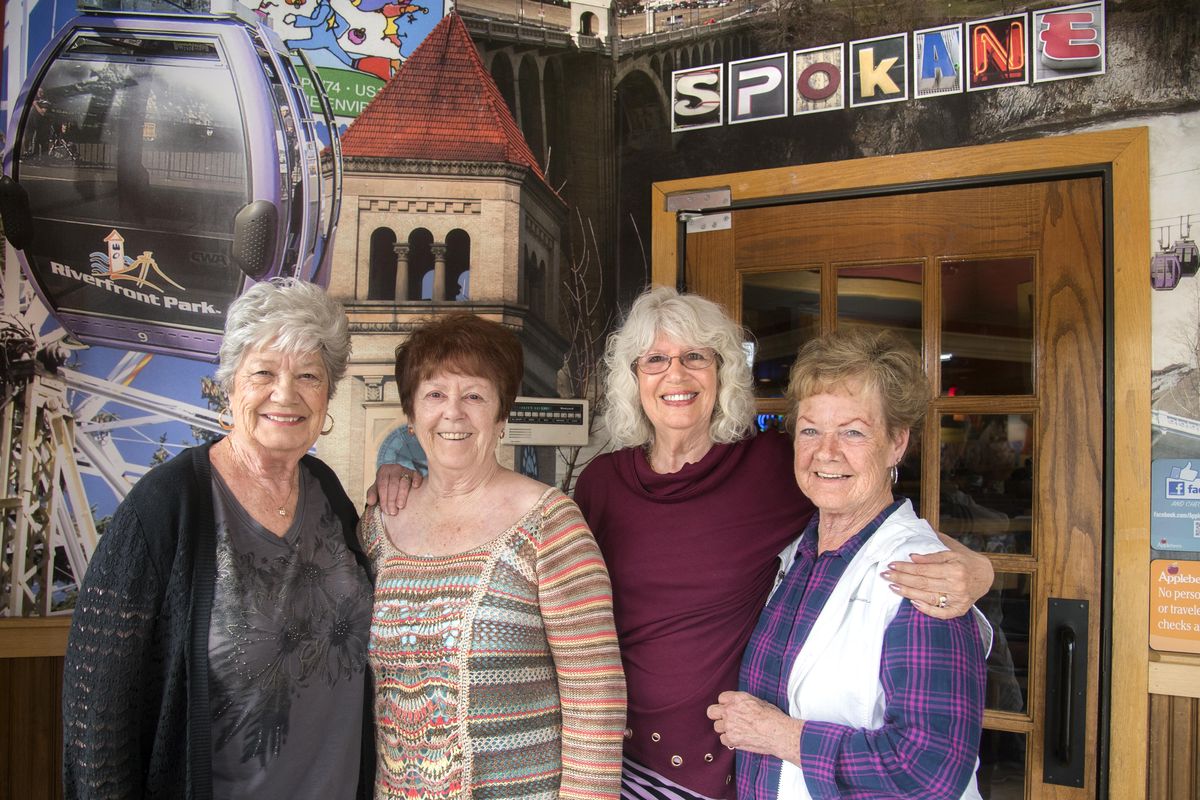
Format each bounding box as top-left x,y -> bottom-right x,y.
359,487 -> 626,799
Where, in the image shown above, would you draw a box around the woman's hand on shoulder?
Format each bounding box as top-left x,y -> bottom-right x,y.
365,464 -> 424,515
882,534 -> 994,620
707,691 -> 802,763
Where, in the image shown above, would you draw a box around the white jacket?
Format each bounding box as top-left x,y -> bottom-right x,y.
775,501 -> 989,800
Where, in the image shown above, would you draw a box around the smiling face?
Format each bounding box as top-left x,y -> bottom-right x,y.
228,345 -> 330,462
411,371 -> 507,478
637,332 -> 719,445
792,380 -> 909,534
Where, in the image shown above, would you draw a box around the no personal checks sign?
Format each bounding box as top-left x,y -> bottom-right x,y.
1150,560 -> 1200,654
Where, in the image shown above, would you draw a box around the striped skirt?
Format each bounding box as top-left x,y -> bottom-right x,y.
621,758 -> 723,800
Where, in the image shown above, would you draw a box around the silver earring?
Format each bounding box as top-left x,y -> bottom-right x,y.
890,465 -> 899,485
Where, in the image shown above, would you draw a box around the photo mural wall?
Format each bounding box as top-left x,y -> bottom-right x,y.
1,0 -> 1198,632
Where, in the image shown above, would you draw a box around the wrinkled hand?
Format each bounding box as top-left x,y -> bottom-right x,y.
881,536 -> 993,620
706,691 -> 802,761
365,464 -> 423,515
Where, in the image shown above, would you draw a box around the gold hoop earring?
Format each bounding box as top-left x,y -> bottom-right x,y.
320,413 -> 335,436
218,407 -> 234,431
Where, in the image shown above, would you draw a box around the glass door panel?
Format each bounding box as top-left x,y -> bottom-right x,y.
940,413 -> 1035,555
836,261 -> 923,347
979,730 -> 1028,799
941,257 -> 1036,395
982,572 -> 1033,716
742,268 -> 820,398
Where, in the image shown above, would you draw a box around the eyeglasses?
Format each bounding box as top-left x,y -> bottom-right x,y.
632,348 -> 718,374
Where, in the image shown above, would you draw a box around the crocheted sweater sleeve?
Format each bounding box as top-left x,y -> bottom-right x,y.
536,492 -> 627,799
62,496 -> 170,800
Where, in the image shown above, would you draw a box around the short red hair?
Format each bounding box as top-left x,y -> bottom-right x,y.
394,314 -> 523,421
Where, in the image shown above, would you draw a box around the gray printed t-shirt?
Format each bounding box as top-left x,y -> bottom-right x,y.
209,465 -> 372,800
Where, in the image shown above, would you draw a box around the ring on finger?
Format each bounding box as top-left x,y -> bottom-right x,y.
401,474 -> 412,482
937,593 -> 949,609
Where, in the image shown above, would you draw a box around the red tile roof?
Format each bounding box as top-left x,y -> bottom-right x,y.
341,13 -> 547,184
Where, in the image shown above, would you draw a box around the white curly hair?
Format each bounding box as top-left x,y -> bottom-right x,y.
601,286 -> 756,449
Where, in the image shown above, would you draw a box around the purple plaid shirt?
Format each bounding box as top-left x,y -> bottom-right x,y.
737,500 -> 986,799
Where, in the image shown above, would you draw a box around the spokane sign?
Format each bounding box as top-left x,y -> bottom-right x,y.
671,1 -> 1106,132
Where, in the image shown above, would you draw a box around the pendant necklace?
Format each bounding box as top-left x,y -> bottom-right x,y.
234,447 -> 297,517
258,472 -> 297,517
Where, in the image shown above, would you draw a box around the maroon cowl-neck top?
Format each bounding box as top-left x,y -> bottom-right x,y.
574,431 -> 814,799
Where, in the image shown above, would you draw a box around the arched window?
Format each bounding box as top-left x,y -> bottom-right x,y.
367,227 -> 397,300
543,59 -> 567,189
446,229 -> 471,301
408,228 -> 434,300
490,52 -> 517,120
579,12 -> 597,36
518,57 -> 545,166
523,246 -> 546,318
535,258 -> 547,318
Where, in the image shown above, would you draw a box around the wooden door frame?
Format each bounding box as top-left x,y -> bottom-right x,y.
650,127 -> 1150,798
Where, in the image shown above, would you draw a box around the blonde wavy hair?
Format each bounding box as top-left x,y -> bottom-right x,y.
786,327 -> 928,438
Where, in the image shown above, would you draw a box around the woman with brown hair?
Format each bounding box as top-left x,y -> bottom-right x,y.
359,313 -> 626,799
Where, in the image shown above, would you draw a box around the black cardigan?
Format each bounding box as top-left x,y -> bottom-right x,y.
62,441 -> 375,800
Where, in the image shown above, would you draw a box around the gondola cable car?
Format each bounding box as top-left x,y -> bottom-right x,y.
1173,215 -> 1198,278
0,0 -> 341,360
1151,227 -> 1181,291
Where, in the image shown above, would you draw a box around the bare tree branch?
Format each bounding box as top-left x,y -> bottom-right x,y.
556,210 -> 621,494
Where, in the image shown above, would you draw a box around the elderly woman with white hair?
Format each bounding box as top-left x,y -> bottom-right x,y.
571,287 -> 993,800
63,278 -> 375,800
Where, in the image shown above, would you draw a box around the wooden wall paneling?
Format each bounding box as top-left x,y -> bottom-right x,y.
2,656 -> 64,800
1148,693 -> 1200,799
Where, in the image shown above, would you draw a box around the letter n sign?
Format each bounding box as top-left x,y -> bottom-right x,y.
729,54 -> 788,124
967,13 -> 1029,90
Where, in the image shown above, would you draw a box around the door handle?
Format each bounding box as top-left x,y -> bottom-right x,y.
1056,625 -> 1076,763
1043,598 -> 1087,788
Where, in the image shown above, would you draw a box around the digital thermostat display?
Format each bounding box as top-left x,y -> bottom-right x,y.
505,397 -> 589,446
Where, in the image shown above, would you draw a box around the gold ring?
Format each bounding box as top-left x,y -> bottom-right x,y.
937,594 -> 948,609
401,474 -> 412,482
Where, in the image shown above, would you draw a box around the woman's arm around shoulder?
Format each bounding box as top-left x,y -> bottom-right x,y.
536,491 -> 626,799
882,533 -> 994,621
